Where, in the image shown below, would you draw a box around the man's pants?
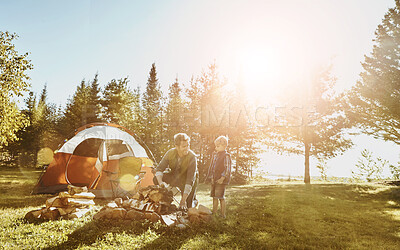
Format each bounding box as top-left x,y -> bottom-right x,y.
153,174 -> 198,208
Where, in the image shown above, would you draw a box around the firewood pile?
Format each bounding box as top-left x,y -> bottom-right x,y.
25,185 -> 95,221
93,185 -> 212,227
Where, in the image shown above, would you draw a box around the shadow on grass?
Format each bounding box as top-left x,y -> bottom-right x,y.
0,183 -> 50,208
140,184 -> 400,249
5,177 -> 400,249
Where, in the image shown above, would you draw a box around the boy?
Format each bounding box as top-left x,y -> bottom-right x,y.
206,136 -> 232,218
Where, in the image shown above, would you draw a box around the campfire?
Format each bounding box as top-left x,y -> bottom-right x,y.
93,185 -> 212,227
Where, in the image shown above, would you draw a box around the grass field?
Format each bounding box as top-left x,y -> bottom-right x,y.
1,167 -> 400,249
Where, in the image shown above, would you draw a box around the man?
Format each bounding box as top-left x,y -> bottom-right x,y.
154,133 -> 198,209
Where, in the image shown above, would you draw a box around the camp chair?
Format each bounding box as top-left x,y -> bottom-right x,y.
106,157 -> 146,199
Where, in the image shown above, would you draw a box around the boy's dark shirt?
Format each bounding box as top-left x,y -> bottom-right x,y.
206,150 -> 232,185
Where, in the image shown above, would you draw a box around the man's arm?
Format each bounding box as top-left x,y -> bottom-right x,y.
155,150 -> 170,185
180,154 -> 197,209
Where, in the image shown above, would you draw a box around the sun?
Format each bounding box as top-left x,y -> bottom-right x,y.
235,45 -> 283,101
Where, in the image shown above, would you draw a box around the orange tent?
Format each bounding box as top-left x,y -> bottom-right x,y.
32,123 -> 155,198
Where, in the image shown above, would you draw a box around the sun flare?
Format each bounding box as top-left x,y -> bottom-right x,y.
236,46 -> 283,101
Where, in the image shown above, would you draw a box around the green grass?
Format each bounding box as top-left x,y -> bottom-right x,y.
1,167 -> 400,249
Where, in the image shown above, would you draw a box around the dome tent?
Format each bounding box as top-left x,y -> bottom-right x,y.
32,123 -> 155,198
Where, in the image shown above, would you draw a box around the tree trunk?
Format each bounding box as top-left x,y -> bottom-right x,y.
304,142 -> 310,184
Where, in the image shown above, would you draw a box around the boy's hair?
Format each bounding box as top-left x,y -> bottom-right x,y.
174,133 -> 190,146
214,135 -> 228,148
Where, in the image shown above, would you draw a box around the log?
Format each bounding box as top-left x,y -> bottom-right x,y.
46,197 -> 65,208
188,207 -> 199,216
176,224 -> 187,229
144,212 -> 161,223
126,210 -> 145,220
59,191 -> 95,199
198,205 -> 212,215
188,214 -> 201,224
68,208 -> 92,219
106,201 -> 118,208
114,198 -> 123,207
148,192 -> 163,203
109,208 -> 127,219
93,208 -> 112,220
63,198 -> 95,207
24,208 -> 44,221
199,214 -> 212,222
57,207 -> 76,216
68,185 -> 88,195
42,207 -> 61,220
161,214 -> 177,226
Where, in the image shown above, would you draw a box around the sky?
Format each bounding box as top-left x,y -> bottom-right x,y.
1,0 -> 399,177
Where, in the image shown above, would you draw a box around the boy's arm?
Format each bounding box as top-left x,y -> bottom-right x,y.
217,154 -> 231,184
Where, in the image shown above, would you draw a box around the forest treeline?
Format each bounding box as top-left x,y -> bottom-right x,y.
2,1 -> 400,183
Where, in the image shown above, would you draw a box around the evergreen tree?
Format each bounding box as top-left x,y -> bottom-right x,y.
344,1 -> 400,145
87,73 -> 102,124
5,85 -> 58,167
265,65 -> 352,184
102,77 -> 137,129
142,63 -> 164,161
185,63 -> 231,178
0,31 -> 33,146
59,75 -> 102,138
227,78 -> 263,179
165,77 -> 186,147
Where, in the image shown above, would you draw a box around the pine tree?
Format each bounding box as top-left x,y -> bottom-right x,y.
87,73 -> 102,124
102,77 -> 137,128
344,1 -> 400,144
5,85 -> 59,167
58,75 -> 102,138
165,77 -> 186,147
265,65 -> 352,184
141,63 -> 164,161
227,78 -> 263,179
185,63 -> 231,178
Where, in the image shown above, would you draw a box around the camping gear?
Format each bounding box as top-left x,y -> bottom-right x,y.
32,123 -> 155,198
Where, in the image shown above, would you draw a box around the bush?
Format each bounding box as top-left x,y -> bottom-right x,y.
230,171 -> 248,185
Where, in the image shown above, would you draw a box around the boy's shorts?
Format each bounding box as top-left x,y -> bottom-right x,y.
210,184 -> 227,199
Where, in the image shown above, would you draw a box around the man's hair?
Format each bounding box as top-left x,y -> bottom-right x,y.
214,135 -> 228,148
174,133 -> 190,146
